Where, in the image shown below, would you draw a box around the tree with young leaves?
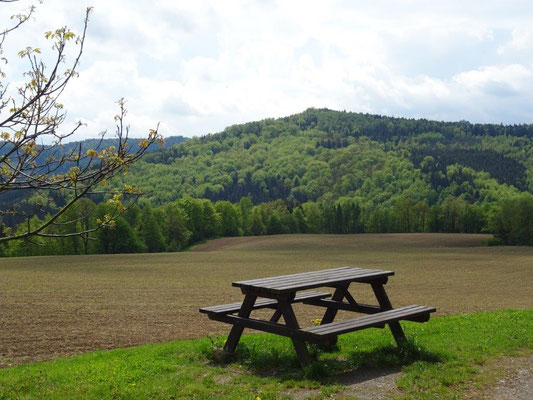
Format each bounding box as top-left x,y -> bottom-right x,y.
0,2 -> 163,245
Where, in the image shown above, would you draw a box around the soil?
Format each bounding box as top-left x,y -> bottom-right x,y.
191,233 -> 491,252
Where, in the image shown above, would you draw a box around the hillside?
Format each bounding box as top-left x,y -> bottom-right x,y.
0,135 -> 187,226
115,108 -> 533,207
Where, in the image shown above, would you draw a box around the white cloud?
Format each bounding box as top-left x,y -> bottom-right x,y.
498,27 -> 533,54
1,0 -> 533,142
454,64 -> 531,92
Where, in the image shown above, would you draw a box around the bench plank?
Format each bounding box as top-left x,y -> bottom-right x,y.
199,291 -> 330,315
303,305 -> 436,336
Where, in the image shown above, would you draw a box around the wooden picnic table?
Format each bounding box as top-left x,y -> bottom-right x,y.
200,266 -> 435,366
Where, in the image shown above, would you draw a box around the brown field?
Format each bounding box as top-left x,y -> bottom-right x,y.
0,233 -> 532,367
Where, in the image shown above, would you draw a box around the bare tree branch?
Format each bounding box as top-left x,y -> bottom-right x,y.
0,4 -> 164,244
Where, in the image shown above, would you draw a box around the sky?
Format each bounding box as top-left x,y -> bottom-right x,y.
1,0 -> 533,141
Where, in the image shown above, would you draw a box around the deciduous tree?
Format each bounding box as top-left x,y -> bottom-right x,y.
0,2 -> 163,244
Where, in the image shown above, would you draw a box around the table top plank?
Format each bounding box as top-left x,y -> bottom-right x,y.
233,267 -> 394,294
236,267 -> 351,286
240,268 -> 361,288
236,267 -> 387,287
273,270 -> 393,291
269,268 -> 388,288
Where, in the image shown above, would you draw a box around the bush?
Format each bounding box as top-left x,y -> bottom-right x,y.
486,236 -> 504,246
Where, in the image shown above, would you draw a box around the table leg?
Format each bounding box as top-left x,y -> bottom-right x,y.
223,294 -> 257,353
269,308 -> 283,323
371,283 -> 406,345
277,300 -> 311,366
320,284 -> 348,324
343,289 -> 359,308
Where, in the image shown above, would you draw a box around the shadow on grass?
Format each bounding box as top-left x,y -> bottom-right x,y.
203,337 -> 443,383
335,365 -> 402,386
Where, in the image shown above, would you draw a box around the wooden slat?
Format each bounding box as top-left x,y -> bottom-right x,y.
308,305 -> 420,334
302,297 -> 383,314
207,313 -> 332,346
235,267 -> 351,286
233,267 -> 394,294
273,271 -> 390,292
233,267 -> 352,290
271,269 -> 384,287
199,291 -> 330,314
309,305 -> 424,334
303,305 -> 436,336
241,268 -> 389,287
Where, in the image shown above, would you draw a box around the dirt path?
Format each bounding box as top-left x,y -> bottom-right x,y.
288,354 -> 533,399
484,354 -> 533,400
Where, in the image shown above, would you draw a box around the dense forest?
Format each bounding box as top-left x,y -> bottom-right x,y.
2,108 -> 533,255
116,108 -> 533,206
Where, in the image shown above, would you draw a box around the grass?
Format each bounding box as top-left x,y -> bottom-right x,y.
0,310 -> 531,399
1,233 -> 532,367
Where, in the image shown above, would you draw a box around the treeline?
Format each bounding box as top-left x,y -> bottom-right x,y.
283,108 -> 533,139
3,192 -> 532,257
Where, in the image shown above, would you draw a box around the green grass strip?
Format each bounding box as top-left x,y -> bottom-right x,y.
0,310 -> 532,399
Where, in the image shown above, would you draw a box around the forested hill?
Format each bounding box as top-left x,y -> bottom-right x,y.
116,108 -> 533,207
5,109 -> 533,256
0,135 -> 187,224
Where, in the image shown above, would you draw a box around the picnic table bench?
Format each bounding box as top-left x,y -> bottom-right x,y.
200,266 -> 436,366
